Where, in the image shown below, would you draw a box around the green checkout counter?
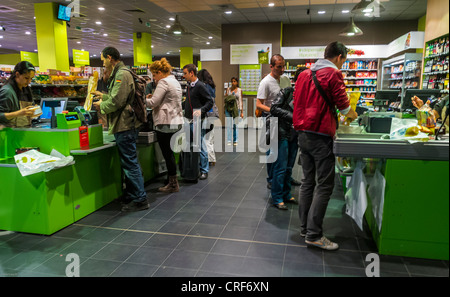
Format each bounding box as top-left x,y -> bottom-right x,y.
334,126 -> 449,260
0,112 -> 159,236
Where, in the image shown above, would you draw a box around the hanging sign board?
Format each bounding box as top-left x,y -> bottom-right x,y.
20,51 -> 39,66
230,44 -> 272,65
387,31 -> 425,57
72,49 -> 90,66
281,45 -> 389,60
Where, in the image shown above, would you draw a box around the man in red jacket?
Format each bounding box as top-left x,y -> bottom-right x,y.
293,42 -> 358,251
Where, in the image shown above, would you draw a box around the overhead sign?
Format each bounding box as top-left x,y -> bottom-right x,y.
230,44 -> 272,65
72,49 -> 90,66
20,51 -> 39,66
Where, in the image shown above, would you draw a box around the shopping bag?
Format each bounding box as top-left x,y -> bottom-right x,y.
367,167 -> 386,232
14,149 -> 74,177
344,161 -> 368,231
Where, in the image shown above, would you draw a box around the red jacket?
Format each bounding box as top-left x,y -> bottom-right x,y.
293,64 -> 350,137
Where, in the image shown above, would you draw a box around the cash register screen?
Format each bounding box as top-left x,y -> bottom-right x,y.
40,98 -> 68,121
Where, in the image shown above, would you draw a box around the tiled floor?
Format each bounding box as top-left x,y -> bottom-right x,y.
1,135 -> 449,277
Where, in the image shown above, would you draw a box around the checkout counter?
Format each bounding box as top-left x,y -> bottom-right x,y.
0,105 -> 160,235
334,111 -> 449,260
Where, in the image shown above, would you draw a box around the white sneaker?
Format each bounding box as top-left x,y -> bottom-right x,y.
227,142 -> 232,146
305,236 -> 339,251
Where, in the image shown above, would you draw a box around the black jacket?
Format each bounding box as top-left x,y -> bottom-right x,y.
184,80 -> 214,120
270,87 -> 297,141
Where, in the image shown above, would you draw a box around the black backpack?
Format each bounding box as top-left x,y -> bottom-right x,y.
124,69 -> 148,124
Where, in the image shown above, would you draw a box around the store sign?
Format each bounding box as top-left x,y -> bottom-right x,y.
200,49 -> 222,61
282,45 -> 389,59
72,49 -> 90,66
20,51 -> 39,66
230,44 -> 272,65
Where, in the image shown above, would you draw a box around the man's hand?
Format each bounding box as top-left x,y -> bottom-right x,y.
412,96 -> 424,109
193,110 -> 202,118
91,91 -> 103,100
92,99 -> 102,110
345,108 -> 358,122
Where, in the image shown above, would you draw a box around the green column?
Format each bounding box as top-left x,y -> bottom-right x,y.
133,32 -> 152,66
34,2 -> 70,72
180,47 -> 193,67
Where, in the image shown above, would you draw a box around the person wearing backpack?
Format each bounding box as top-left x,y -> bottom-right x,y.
92,47 -> 149,212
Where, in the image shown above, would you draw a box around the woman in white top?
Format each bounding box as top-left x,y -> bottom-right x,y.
225,77 -> 243,145
146,58 -> 183,193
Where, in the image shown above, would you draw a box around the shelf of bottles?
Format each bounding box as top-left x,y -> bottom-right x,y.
341,59 -> 379,106
422,34 -> 449,95
131,65 -> 151,75
382,53 -> 423,104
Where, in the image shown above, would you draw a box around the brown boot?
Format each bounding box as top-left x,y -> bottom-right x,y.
158,175 -> 179,193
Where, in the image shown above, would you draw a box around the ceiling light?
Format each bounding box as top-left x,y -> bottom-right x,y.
208,36 -> 213,39
351,0 -> 385,15
0,35 -> 3,39
25,31 -> 31,35
318,11 -> 326,14
167,15 -> 188,35
342,10 -> 350,14
166,25 -> 171,28
206,42 -> 210,45
0,26 -> 5,31
98,7 -> 105,11
151,45 -> 154,48
95,21 -> 102,25
77,41 -> 81,44
225,11 -> 232,15
339,17 -> 363,37
169,17 -> 175,21
103,33 -> 108,36
268,3 -> 275,7
364,13 -> 371,17
34,49 -> 37,52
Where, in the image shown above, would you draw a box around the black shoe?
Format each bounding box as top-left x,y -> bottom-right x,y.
285,198 -> 298,205
199,172 -> 208,180
290,178 -> 302,186
273,203 -> 288,210
121,200 -> 150,212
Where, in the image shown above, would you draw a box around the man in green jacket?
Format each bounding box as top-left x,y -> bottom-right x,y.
92,47 -> 148,212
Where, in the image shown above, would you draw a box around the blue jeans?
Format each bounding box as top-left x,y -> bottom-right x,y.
190,122 -> 209,174
271,138 -> 299,205
114,129 -> 147,203
225,109 -> 239,143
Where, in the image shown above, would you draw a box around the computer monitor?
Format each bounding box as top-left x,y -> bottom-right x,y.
403,89 -> 441,111
40,98 -> 68,122
375,90 -> 400,102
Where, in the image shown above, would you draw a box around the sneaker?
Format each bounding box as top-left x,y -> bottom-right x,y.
121,200 -> 150,212
227,141 -> 232,146
233,142 -> 237,146
300,230 -> 307,237
305,236 -> 339,251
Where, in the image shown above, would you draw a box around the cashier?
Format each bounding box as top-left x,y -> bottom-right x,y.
0,61 -> 38,128
412,95 -> 449,133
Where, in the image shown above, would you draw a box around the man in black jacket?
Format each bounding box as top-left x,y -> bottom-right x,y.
182,64 -> 214,180
269,86 -> 299,210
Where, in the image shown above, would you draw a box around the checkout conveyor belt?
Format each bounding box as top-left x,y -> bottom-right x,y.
334,134 -> 449,161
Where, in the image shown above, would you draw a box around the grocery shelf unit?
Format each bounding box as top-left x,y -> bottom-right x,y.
342,59 -> 379,107
381,53 -> 423,109
172,67 -> 187,99
422,34 -> 449,95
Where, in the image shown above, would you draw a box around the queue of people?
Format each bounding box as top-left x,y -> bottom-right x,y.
2,43 -> 448,253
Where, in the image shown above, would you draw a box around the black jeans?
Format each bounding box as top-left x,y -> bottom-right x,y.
155,130 -> 178,176
297,131 -> 335,241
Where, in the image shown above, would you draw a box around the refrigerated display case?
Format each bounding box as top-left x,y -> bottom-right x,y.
422,34 -> 449,95
381,53 -> 423,109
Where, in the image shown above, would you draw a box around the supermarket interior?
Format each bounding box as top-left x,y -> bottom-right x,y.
0,0 -> 449,279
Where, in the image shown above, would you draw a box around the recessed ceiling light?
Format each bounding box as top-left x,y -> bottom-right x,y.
169,17 -> 175,21
151,45 -> 154,48
103,33 -> 108,36
342,10 -> 350,14
208,36 -> 213,39
77,41 -> 81,44
363,8 -> 373,13
98,7 -> 105,11
318,11 -> 326,14
206,42 -> 210,45
95,21 -> 102,25
0,36 -> 3,39
34,49 -> 37,52
25,31 -> 31,35
166,25 -> 171,28
81,49 -> 84,51
268,3 -> 275,7
364,12 -> 371,17
225,11 -> 232,14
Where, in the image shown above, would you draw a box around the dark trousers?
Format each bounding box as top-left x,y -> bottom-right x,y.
114,129 -> 147,203
297,131 -> 335,241
155,130 -> 178,176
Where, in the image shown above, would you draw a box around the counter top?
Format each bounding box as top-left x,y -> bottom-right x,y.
334,133 -> 449,161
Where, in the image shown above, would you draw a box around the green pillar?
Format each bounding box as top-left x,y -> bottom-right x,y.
133,32 -> 152,66
180,47 -> 193,67
34,2 -> 70,72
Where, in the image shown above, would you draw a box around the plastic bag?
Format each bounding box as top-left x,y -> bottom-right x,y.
367,168 -> 386,232
14,149 -> 74,177
344,161 -> 368,231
